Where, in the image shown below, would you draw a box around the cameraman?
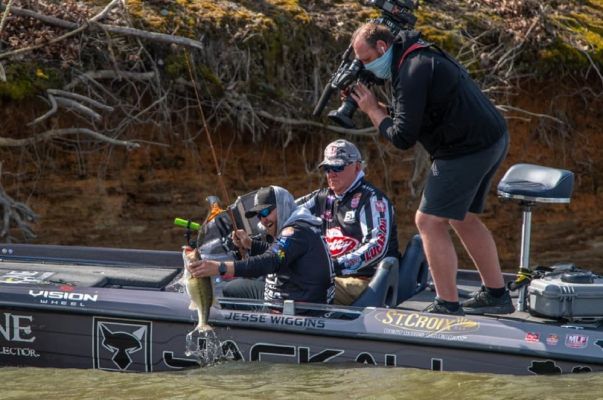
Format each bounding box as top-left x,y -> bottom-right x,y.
349,23 -> 513,316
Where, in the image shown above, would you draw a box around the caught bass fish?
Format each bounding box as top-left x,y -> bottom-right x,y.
181,196 -> 224,332
183,247 -> 214,332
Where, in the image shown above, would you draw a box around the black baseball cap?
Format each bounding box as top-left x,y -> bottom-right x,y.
244,187 -> 277,218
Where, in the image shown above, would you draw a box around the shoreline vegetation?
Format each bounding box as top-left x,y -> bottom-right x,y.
0,0 -> 602,271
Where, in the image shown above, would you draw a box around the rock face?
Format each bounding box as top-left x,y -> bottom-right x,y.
3,80 -> 603,274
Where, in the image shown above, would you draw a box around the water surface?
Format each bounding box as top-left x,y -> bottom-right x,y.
2,363 -> 602,400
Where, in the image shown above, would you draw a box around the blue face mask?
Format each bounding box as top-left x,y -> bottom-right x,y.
363,45 -> 393,80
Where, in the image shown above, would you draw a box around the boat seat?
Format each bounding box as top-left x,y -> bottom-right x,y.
497,163 -> 574,312
497,163 -> 574,203
351,256 -> 399,308
397,234 -> 429,303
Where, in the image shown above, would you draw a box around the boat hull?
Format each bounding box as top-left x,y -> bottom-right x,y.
1,302 -> 602,375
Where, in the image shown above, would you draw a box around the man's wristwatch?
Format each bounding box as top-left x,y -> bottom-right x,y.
218,262 -> 227,276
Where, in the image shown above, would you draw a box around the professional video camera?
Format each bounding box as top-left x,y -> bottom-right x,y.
312,0 -> 418,129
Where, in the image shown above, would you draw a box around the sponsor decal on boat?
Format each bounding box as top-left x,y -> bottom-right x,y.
28,289 -> 98,307
0,313 -> 35,343
0,313 -> 39,358
0,346 -> 40,357
375,310 -> 479,338
93,317 -> 152,372
224,311 -> 326,329
0,270 -> 54,285
525,332 -> 540,343
546,334 -> 560,346
565,334 -> 589,349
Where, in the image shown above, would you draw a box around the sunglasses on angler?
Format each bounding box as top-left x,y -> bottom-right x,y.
258,206 -> 274,218
322,164 -> 347,173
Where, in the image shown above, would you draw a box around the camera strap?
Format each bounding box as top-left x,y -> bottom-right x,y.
396,41 -> 430,70
397,40 -> 469,78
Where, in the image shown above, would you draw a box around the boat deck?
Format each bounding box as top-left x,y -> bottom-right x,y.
1,246 -> 602,329
0,259 -> 180,290
399,275 -> 603,328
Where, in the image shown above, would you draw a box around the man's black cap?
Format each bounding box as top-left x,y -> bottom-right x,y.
244,186 -> 276,218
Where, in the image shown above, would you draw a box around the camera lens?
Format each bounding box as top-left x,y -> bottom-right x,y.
328,95 -> 358,129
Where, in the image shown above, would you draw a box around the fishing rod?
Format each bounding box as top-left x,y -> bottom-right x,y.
184,51 -> 239,232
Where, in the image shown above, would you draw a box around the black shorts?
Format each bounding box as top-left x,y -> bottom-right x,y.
419,132 -> 509,220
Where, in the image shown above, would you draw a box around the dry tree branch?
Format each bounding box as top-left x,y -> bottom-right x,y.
27,93 -> 58,126
0,0 -> 15,37
0,162 -> 38,241
53,97 -> 102,121
0,3 -> 204,61
47,89 -> 114,112
64,70 -> 156,90
0,0 -> 122,60
0,128 -> 140,149
578,47 -> 603,90
256,110 -> 377,137
497,104 -> 566,124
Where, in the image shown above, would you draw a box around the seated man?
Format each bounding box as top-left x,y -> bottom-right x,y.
297,139 -> 400,305
187,185 -> 335,304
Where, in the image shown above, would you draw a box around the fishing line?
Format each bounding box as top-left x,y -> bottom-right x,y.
185,51 -> 238,231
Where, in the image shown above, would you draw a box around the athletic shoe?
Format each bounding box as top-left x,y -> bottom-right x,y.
462,287 -> 515,315
423,299 -> 465,316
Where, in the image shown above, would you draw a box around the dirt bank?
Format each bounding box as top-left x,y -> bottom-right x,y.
3,79 -> 603,274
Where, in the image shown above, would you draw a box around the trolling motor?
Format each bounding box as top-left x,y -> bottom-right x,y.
312,0 -> 418,128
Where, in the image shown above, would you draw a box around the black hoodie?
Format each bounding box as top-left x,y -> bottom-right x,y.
378,31 -> 507,159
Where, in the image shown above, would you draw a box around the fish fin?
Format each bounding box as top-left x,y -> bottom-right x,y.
197,323 -> 214,333
188,300 -> 196,311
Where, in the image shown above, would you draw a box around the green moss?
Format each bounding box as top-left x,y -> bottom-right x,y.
0,64 -> 62,101
198,64 -> 224,95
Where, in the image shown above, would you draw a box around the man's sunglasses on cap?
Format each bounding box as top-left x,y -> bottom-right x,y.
321,164 -> 348,173
258,206 -> 274,218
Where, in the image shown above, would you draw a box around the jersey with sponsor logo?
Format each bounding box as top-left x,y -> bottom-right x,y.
233,221 -> 335,303
298,179 -> 400,277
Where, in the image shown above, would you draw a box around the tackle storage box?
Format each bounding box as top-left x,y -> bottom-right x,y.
528,271 -> 603,321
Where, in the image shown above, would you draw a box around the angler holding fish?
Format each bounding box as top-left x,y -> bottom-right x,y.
187,186 -> 335,307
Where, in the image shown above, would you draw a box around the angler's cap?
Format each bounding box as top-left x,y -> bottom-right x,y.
318,139 -> 363,168
245,186 -> 277,218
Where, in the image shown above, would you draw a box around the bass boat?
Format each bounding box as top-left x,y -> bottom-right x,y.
1,163 -> 602,375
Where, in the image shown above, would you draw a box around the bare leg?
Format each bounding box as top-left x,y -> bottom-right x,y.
415,210 -> 459,302
450,212 -> 504,288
